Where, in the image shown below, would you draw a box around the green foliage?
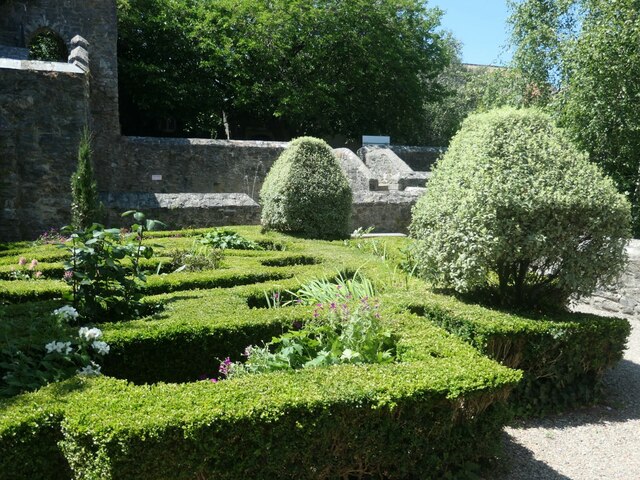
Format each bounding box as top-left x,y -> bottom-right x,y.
61,211 -> 164,321
199,229 -> 262,250
70,128 -> 103,230
1,322 -> 109,398
410,107 -> 631,309
0,315 -> 520,480
508,0 -> 640,236
165,247 -> 223,273
291,270 -> 376,306
404,290 -> 630,415
560,0 -> 640,235
117,0 -> 451,142
260,137 -> 352,239
8,257 -> 44,281
507,0 -> 573,98
228,297 -> 396,377
422,41 -> 534,146
0,227 -> 630,478
28,30 -> 67,62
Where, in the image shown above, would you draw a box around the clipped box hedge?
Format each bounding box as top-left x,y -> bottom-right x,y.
1,313 -> 521,480
0,228 -> 630,478
400,291 -> 630,415
0,229 -> 522,479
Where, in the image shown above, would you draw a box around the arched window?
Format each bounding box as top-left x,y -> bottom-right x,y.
28,29 -> 68,62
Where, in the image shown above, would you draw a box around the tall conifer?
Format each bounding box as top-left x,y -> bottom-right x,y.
71,128 -> 103,229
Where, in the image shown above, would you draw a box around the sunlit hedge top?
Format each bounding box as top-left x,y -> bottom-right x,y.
410,107 -> 631,308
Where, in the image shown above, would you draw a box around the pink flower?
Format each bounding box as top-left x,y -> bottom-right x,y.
218,357 -> 232,377
28,259 -> 38,270
35,271 -> 43,279
18,257 -> 27,266
63,270 -> 73,280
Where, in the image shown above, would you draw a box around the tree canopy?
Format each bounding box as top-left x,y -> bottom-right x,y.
508,0 -> 640,235
117,0 -> 451,144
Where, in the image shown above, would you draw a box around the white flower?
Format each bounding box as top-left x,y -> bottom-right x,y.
91,340 -> 110,356
78,327 -> 102,342
45,341 -> 72,355
77,361 -> 102,376
53,305 -> 79,321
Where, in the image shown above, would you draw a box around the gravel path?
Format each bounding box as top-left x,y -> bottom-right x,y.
496,312 -> 640,480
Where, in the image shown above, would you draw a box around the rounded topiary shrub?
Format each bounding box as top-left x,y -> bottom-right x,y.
260,136 -> 352,239
410,107 -> 631,309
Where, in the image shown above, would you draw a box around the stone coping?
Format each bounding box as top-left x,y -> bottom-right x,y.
0,57 -> 84,74
123,136 -> 289,148
101,192 -> 260,209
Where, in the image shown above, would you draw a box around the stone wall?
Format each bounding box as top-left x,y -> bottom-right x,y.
0,59 -> 88,240
351,190 -> 423,234
0,0 -> 435,240
102,192 -> 261,229
334,148 -> 379,191
109,137 -> 287,200
0,0 -> 120,142
575,240 -> 640,318
0,0 -> 118,240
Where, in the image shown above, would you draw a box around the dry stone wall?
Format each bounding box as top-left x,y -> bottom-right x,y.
109,137 -> 287,200
575,241 -> 640,318
0,60 -> 88,240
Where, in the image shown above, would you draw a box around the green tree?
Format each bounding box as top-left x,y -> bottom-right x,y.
117,0 -> 451,143
508,0 -> 640,236
421,37 -> 534,146
117,0 -> 216,136
70,128 -> 103,229
28,30 -> 68,62
410,108 -> 631,310
260,137 -> 352,239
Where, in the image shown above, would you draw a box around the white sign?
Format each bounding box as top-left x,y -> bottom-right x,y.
362,135 -> 390,146
151,174 -> 162,181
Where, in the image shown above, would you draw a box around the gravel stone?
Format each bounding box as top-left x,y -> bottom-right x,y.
496,311 -> 640,480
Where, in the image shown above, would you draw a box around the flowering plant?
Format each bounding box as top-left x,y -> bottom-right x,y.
9,257 -> 44,281
219,296 -> 396,380
0,312 -> 110,397
53,305 -> 80,325
59,210 -> 164,321
34,227 -> 68,245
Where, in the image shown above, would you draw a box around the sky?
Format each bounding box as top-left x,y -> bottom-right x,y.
429,0 -> 514,66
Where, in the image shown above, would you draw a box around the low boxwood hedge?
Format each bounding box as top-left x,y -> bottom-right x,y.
400,291 -> 630,415
0,229 -> 630,478
1,312 -> 521,480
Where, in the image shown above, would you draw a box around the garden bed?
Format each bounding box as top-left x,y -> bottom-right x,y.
0,228 -> 629,478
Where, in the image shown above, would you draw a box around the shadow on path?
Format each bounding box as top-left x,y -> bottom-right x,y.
494,434 -> 573,480
494,318 -> 640,479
